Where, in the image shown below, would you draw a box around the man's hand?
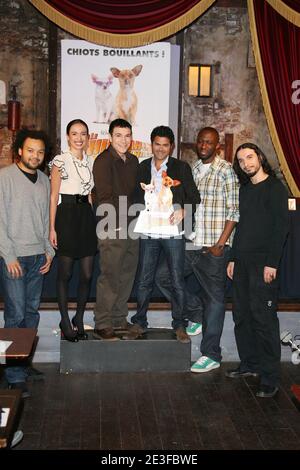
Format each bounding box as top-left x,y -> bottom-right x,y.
7,260 -> 23,278
264,266 -> 277,284
207,244 -> 224,257
227,261 -> 235,280
169,208 -> 185,225
40,253 -> 53,275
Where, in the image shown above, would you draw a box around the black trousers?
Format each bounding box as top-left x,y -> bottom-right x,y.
232,257 -> 281,387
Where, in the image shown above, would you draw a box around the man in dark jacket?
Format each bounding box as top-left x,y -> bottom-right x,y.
123,125 -> 200,343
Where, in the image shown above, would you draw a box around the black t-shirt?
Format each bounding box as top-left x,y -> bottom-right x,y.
16,164 -> 38,183
231,176 -> 288,268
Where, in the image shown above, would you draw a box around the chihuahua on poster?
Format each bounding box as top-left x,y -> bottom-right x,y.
91,74 -> 114,123
110,65 -> 143,125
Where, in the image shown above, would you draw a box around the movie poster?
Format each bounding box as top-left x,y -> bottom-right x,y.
61,40 -> 180,160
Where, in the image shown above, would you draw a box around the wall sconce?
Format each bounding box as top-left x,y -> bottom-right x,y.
8,85 -> 21,132
188,64 -> 212,97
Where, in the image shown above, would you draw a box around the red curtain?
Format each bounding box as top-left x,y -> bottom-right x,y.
41,0 -> 201,33
253,0 -> 300,193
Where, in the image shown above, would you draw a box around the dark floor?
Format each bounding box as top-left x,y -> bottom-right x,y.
5,362 -> 300,451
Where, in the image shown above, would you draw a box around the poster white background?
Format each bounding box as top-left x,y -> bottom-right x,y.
61,40 -> 178,154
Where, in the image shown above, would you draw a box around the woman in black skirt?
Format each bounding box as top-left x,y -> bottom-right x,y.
49,119 -> 97,341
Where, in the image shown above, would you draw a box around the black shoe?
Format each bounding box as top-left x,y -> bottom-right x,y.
8,382 -> 31,399
225,367 -> 259,378
71,317 -> 88,340
256,385 -> 279,398
26,366 -> 44,382
59,319 -> 79,342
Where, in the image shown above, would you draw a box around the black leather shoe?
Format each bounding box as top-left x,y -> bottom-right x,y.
8,382 -> 31,399
225,367 -> 259,378
71,317 -> 88,340
256,385 -> 279,398
59,320 -> 79,342
26,366 -> 44,382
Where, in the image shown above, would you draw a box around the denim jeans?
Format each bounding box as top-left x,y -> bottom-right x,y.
131,237 -> 186,330
156,245 -> 230,362
1,254 -> 45,384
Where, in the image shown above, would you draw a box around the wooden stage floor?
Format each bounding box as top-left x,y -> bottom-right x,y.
4,362 -> 300,451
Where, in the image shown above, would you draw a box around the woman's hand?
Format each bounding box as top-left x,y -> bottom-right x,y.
49,228 -> 58,249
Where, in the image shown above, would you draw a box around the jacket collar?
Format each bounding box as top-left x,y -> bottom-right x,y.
109,144 -> 132,161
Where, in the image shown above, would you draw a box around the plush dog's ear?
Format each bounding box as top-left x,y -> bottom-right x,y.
162,171 -> 167,178
132,65 -> 143,76
140,182 -> 146,190
91,74 -> 98,82
111,67 -> 120,78
172,179 -> 181,187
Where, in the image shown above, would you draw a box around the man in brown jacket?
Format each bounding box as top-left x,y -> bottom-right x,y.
92,119 -> 139,340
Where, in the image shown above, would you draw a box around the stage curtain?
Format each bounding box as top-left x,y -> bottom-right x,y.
248,0 -> 300,195
29,0 -> 216,47
267,0 -> 300,25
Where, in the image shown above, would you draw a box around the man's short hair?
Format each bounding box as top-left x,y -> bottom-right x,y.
150,126 -> 175,145
109,119 -> 132,135
197,127 -> 220,143
13,128 -> 50,156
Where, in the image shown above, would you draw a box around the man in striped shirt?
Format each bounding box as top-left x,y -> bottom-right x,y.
156,127 -> 239,372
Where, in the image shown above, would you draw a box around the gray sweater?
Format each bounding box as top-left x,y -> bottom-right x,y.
0,164 -> 55,264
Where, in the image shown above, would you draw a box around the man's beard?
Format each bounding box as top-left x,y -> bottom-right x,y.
244,161 -> 262,178
245,167 -> 260,178
22,160 -> 40,171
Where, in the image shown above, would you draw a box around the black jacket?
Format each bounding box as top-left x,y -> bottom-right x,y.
135,157 -> 200,232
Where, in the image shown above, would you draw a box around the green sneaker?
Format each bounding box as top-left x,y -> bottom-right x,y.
191,356 -> 220,373
186,322 -> 202,336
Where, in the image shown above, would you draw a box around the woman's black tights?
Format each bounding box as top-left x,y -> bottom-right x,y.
57,255 -> 94,334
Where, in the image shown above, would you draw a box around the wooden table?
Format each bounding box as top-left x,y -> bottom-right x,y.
0,328 -> 37,449
0,328 -> 37,358
0,389 -> 22,448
